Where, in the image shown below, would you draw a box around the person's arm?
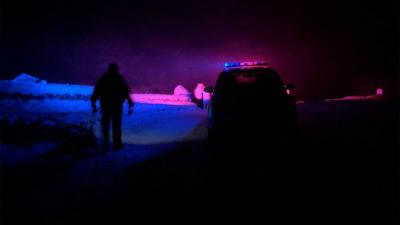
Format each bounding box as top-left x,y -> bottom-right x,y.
91,78 -> 102,113
121,76 -> 134,113
126,92 -> 134,108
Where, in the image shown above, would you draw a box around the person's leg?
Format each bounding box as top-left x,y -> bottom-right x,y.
198,98 -> 204,109
203,99 -> 209,109
111,107 -> 123,149
101,112 -> 111,147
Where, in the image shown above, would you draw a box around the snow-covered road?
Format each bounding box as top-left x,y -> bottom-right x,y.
1,102 -> 210,223
67,108 -> 207,192
0,98 -> 208,179
1,83 -> 397,224
122,107 -> 207,145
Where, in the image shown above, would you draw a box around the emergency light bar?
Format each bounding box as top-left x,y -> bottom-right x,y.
224,61 -> 270,71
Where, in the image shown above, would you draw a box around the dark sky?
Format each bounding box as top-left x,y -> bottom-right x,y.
1,0 -> 398,99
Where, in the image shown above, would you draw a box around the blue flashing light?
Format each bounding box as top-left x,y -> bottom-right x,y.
224,62 -> 241,68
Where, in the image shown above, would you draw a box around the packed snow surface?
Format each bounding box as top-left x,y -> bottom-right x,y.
0,80 -> 204,169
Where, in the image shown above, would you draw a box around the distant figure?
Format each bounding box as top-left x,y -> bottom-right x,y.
193,83 -> 205,108
91,63 -> 134,150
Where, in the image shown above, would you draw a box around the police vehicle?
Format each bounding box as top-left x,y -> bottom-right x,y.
207,61 -> 297,144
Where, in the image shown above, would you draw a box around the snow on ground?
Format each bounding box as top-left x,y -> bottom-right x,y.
0,79 -> 204,168
0,89 -> 206,195
2,78 -> 397,224
0,80 -> 93,96
0,102 -> 204,155
0,79 -> 208,199
0,78 -> 385,168
1,78 -> 393,196
324,94 -> 384,101
67,109 -> 207,192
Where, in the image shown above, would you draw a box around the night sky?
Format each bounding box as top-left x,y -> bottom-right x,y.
1,0 -> 398,99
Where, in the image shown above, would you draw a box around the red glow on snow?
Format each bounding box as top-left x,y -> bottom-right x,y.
376,88 -> 383,95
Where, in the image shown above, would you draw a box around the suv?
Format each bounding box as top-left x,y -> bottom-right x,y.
207,61 -> 297,145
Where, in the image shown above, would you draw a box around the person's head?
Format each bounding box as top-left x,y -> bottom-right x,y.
108,63 -> 119,73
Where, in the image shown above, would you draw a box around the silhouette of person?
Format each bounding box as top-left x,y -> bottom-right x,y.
193,83 -> 205,108
91,63 -> 134,150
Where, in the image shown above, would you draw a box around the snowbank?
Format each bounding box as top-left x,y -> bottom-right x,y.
132,94 -> 192,105
0,80 -> 195,106
12,73 -> 47,84
324,95 -> 384,102
0,80 -> 92,96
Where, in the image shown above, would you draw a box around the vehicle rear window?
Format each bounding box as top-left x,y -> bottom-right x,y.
216,68 -> 285,92
233,72 -> 257,84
